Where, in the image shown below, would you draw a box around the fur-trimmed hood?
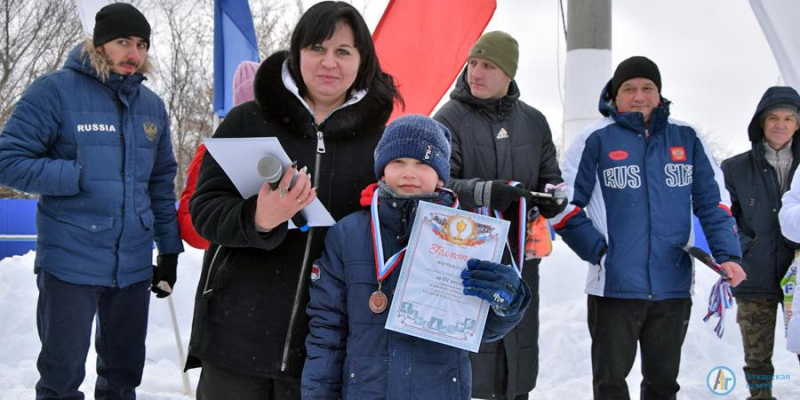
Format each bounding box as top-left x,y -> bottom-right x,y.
64,39 -> 153,83
253,50 -> 393,140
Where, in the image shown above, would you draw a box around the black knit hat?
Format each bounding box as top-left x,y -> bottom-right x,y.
610,56 -> 661,99
93,3 -> 151,49
374,115 -> 452,183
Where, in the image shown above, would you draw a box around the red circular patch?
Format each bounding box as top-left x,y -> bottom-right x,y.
609,150 -> 628,161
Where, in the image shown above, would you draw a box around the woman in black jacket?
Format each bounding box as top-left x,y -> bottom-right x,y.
186,2 -> 401,398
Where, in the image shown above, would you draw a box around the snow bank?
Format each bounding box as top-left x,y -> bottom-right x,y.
1,242 -> 799,399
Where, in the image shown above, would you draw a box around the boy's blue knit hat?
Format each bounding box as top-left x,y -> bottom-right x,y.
374,114 -> 452,183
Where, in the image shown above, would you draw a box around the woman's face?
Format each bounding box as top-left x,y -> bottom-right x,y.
300,21 -> 361,108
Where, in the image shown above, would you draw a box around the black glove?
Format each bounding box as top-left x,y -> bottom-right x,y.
151,254 -> 178,298
461,259 -> 523,315
483,180 -> 532,212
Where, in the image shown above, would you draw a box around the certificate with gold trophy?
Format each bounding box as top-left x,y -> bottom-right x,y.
385,201 -> 509,352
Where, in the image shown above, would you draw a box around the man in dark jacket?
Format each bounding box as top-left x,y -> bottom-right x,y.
0,4 -> 183,399
434,31 -> 566,400
721,86 -> 800,400
553,56 -> 746,400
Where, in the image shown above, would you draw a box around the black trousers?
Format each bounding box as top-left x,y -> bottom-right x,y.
35,271 -> 150,400
587,295 -> 692,400
196,362 -> 300,400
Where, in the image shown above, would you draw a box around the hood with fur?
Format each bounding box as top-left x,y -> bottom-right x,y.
64,39 -> 153,83
253,50 -> 393,140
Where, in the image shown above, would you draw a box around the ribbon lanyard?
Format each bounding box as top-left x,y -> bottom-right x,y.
703,277 -> 733,338
476,180 -> 526,273
370,187 -> 460,287
370,188 -> 405,289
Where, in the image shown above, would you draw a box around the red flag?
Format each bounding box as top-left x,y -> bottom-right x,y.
373,0 -> 496,123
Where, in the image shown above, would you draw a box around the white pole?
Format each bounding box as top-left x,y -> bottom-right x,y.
167,296 -> 192,395
562,0 -> 612,154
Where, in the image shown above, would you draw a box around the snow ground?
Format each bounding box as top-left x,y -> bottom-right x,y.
1,241 -> 799,399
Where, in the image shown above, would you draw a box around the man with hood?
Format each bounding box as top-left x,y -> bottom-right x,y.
0,3 -> 183,399
722,86 -> 800,400
433,31 -> 566,400
551,56 -> 746,399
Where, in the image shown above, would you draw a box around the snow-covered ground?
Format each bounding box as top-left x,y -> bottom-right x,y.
1,241 -> 799,399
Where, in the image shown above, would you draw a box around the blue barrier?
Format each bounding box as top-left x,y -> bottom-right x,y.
0,200 -> 716,261
0,199 -> 38,259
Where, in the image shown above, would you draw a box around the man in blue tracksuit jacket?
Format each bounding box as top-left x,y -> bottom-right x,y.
551,56 -> 746,400
0,4 -> 183,399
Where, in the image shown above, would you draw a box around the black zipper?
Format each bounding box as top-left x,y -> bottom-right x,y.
280,127 -> 324,371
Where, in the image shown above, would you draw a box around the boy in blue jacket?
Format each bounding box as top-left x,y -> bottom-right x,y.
301,114 -> 531,400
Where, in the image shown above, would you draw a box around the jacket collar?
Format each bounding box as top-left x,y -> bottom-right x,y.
254,50 -> 393,140
377,183 -> 457,241
598,78 -> 671,135
449,67 -> 520,121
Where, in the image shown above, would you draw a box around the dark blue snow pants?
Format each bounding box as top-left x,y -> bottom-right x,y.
35,271 -> 151,400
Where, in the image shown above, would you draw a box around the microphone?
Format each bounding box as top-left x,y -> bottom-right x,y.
257,156 -> 310,232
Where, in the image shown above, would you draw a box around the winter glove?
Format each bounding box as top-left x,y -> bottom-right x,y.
535,182 -> 568,207
151,254 -> 178,298
475,180 -> 532,212
461,259 -> 524,316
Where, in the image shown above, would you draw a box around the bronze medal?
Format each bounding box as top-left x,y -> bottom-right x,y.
369,290 -> 388,313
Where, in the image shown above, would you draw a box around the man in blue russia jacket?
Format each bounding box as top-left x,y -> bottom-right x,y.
551,56 -> 746,400
0,4 -> 183,399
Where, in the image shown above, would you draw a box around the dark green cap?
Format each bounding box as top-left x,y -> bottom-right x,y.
468,31 -> 519,79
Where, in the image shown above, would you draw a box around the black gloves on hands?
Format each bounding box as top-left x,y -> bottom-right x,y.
461,259 -> 524,316
151,254 -> 178,298
481,180 -> 532,212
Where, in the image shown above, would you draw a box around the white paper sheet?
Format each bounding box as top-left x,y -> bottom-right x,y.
385,201 -> 510,352
203,137 -> 336,229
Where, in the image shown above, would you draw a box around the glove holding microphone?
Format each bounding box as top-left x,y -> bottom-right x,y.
476,179 -> 533,212
255,156 -> 316,232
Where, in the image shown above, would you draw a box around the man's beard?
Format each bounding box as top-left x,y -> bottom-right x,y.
105,56 -> 139,74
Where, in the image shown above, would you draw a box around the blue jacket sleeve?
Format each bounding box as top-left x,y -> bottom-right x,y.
149,104 -> 183,255
692,136 -> 741,263
302,226 -> 349,399
0,76 -> 81,196
551,131 -> 608,265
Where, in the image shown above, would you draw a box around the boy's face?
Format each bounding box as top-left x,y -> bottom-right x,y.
381,157 -> 443,196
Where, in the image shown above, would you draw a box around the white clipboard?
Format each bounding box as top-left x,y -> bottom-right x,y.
203,137 -> 336,229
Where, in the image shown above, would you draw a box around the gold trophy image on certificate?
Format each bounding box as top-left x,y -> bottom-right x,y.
385,201 -> 510,352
